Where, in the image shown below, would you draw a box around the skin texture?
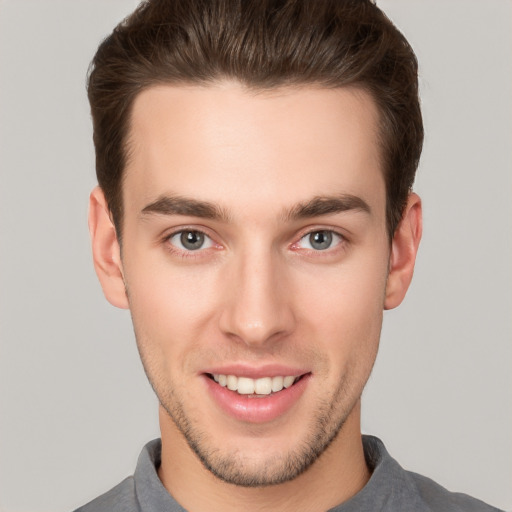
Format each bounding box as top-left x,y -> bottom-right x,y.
89,83 -> 422,512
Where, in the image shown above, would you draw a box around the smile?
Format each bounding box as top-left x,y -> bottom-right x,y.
210,374 -> 300,395
203,369 -> 311,423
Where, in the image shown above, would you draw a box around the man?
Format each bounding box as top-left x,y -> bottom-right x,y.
76,1 -> 503,510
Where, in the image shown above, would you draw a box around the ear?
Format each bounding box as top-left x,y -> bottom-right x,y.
384,193 -> 422,310
88,187 -> 129,309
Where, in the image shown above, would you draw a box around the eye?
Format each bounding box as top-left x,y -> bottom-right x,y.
168,230 -> 213,251
297,230 -> 343,251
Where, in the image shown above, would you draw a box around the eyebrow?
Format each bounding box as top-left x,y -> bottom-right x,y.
141,195 -> 230,221
284,194 -> 371,221
140,193 -> 370,222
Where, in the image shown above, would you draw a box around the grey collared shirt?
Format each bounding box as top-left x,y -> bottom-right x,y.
74,436 -> 503,511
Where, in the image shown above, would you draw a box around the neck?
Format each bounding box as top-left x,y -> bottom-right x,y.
157,402 -> 370,512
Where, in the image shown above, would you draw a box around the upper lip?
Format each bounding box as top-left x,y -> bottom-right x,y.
202,364 -> 310,379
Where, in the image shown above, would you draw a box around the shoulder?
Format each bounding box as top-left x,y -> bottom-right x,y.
359,436 -> 504,512
406,470 -> 504,512
73,476 -> 138,512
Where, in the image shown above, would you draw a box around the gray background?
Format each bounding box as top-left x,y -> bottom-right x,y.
0,1 -> 510,510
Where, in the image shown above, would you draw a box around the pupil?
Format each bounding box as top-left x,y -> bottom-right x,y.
181,231 -> 204,250
310,231 -> 332,250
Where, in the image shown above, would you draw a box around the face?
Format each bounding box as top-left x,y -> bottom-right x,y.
99,83 -> 396,486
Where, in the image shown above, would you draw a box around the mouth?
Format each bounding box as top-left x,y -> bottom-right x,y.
206,373 -> 307,396
203,370 -> 311,423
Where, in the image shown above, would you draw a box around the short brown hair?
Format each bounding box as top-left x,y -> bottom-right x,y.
88,0 -> 423,238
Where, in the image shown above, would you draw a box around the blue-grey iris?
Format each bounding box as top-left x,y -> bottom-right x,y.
181,231 -> 205,250
309,231 -> 332,250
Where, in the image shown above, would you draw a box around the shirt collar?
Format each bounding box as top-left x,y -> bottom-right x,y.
133,435 -> 427,512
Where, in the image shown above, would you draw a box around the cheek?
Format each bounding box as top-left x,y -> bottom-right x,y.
123,251 -> 221,360
295,253 -> 388,357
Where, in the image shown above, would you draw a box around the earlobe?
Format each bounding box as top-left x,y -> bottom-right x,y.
384,193 -> 422,310
88,187 -> 129,309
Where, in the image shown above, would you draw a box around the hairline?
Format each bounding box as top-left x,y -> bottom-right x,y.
113,79 -> 394,244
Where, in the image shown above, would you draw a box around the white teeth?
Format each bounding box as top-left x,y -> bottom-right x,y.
283,376 -> 295,388
212,374 -> 299,395
271,376 -> 284,392
255,377 -> 272,395
237,377 -> 255,394
226,375 -> 238,391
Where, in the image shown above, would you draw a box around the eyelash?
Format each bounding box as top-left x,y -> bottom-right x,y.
162,228 -> 219,259
161,227 -> 347,259
292,228 -> 346,254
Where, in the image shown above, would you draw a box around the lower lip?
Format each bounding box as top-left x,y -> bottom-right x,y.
203,374 -> 310,424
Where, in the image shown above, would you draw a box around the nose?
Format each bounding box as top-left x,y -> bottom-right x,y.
219,247 -> 296,348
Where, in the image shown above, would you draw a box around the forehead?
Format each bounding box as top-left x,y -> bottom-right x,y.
124,82 -> 384,218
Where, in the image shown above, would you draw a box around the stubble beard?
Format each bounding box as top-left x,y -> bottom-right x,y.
155,376 -> 357,487
129,303 -> 376,488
